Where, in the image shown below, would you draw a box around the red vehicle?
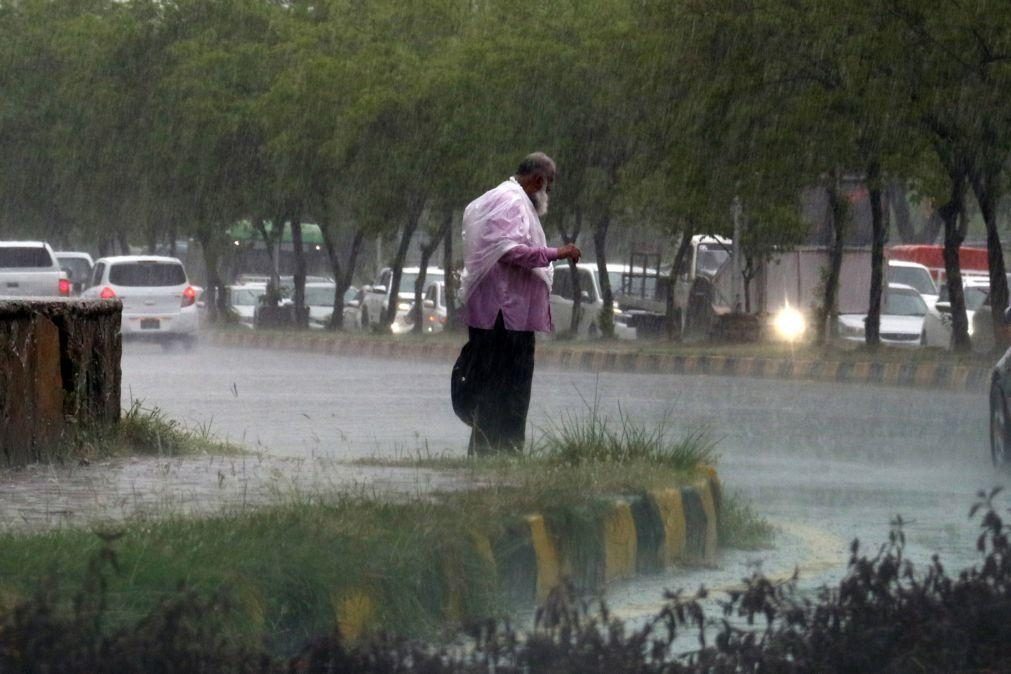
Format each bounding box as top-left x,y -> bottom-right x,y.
889,244 -> 989,283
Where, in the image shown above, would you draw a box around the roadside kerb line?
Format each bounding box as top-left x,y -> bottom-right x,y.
208,331 -> 990,392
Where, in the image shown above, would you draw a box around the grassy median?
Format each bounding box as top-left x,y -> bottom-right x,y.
0,413 -> 758,656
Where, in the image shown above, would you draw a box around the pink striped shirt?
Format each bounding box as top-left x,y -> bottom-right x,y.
464,245 -> 559,332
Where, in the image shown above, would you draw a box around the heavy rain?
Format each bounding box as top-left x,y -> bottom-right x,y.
2,0 -> 1011,671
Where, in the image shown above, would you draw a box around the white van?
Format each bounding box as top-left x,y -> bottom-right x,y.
550,262 -> 636,340
84,256 -> 198,348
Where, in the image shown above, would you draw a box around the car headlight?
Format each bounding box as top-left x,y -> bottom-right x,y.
772,304 -> 806,342
398,302 -> 412,312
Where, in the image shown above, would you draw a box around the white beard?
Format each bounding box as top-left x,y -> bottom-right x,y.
532,187 -> 549,217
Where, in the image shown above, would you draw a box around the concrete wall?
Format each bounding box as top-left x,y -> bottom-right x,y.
0,299 -> 121,466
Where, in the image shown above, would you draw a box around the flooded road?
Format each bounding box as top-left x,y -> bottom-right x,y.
5,341 -> 1002,630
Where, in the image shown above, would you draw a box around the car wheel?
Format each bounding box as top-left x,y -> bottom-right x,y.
990,386 -> 1010,469
920,330 -> 927,346
182,336 -> 197,351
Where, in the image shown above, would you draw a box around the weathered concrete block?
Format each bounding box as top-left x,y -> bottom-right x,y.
0,299 -> 122,466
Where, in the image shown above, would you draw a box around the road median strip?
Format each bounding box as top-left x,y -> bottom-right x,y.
205,330 -> 991,392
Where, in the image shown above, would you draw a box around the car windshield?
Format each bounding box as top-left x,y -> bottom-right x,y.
695,244 -> 730,277
304,286 -> 336,306
397,272 -> 443,294
230,288 -> 263,306
885,289 -> 927,316
0,246 -> 53,268
889,266 -> 936,295
56,257 -> 92,282
109,262 -> 186,286
965,286 -> 989,310
609,270 -> 658,298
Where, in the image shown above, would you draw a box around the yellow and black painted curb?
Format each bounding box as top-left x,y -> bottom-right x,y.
206,330 -> 989,393
333,471 -> 721,640
493,470 -> 721,603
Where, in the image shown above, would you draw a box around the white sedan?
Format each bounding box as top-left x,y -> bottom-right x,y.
837,283 -> 927,347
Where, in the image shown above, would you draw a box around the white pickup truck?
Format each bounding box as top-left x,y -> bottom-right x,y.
0,241 -> 70,297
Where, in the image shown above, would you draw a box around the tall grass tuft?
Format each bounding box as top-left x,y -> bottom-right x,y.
534,406 -> 717,472
61,400 -> 242,462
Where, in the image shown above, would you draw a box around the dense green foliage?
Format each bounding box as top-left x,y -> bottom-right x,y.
2,0 -> 1011,337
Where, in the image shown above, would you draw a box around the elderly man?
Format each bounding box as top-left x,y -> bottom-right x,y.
453,152 -> 581,455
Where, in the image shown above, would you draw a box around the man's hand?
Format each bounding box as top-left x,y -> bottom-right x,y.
557,244 -> 582,263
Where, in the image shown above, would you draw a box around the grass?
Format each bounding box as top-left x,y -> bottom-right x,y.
61,400 -> 244,462
0,496 -> 498,655
718,491 -> 776,550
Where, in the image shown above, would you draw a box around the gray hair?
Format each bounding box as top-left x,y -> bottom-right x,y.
516,152 -> 556,178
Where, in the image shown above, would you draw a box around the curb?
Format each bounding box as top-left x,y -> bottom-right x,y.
204,331 -> 990,393
338,471 -> 722,639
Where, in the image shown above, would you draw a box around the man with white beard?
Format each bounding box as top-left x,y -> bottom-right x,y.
452,152 -> 581,455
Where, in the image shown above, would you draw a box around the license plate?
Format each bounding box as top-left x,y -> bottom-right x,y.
140,318 -> 160,330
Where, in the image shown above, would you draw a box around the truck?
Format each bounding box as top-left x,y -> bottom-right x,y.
616,235 -> 876,340
0,241 -> 70,298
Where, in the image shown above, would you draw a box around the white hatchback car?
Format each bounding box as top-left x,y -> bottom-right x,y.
84,256 -> 198,348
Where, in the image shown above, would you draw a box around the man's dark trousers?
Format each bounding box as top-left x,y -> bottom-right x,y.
467,312 -> 535,455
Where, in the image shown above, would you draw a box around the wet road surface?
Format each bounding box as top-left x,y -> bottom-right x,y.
5,341 -> 1003,633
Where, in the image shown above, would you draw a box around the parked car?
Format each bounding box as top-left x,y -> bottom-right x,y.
83,255 -> 198,348
340,286 -> 366,330
837,283 -> 927,346
0,241 -> 70,297
888,260 -> 937,310
921,277 -> 990,348
550,262 -> 636,340
228,283 -> 267,328
54,251 -> 94,295
414,281 -> 448,333
360,267 -> 444,332
968,288 -> 1011,354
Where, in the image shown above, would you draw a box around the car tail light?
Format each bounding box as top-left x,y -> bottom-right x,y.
181,286 -> 197,307
99,287 -> 117,300
58,278 -> 71,296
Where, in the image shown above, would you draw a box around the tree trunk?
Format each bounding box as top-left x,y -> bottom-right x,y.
411,213 -> 451,335
443,210 -> 458,332
866,161 -> 886,347
816,181 -> 847,346
593,212 -> 613,339
321,223 -> 365,331
198,230 -> 222,323
939,177 -> 970,352
117,230 -> 130,256
291,217 -> 307,329
564,208 -> 584,336
383,205 -> 423,331
666,231 -> 693,340
255,218 -> 283,307
970,169 -> 1009,351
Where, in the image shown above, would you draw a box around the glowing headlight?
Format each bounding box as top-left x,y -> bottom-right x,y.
773,303 -> 806,342
398,302 -> 412,311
